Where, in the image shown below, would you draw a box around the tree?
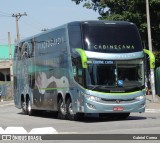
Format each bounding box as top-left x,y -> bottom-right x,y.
72,0 -> 160,66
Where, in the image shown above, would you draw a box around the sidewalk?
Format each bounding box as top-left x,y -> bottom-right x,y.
146,94 -> 160,110
0,100 -> 14,107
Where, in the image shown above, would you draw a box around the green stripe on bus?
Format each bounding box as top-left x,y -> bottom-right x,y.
91,89 -> 146,95
75,48 -> 88,68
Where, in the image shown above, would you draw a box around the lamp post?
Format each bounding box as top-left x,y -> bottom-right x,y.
146,0 -> 156,102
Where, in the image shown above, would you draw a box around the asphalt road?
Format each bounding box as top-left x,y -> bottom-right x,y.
0,103 -> 160,143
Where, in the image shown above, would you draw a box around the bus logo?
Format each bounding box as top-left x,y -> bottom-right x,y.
116,100 -> 120,104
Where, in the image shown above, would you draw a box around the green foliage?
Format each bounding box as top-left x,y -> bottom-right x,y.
72,0 -> 160,66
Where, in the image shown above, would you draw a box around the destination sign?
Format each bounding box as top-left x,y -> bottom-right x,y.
88,60 -> 114,65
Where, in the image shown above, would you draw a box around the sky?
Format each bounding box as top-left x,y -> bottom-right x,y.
0,0 -> 99,44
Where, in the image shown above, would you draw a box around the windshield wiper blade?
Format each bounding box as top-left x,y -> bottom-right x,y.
91,85 -> 102,90
91,85 -> 115,90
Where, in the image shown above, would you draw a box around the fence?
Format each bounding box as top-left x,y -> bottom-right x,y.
0,82 -> 13,101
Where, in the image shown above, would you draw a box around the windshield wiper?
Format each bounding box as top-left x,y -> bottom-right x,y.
89,85 -> 102,90
90,85 -> 115,90
124,85 -> 144,88
91,85 -> 100,90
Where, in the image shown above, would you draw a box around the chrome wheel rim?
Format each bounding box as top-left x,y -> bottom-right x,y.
69,103 -> 74,115
60,102 -> 66,114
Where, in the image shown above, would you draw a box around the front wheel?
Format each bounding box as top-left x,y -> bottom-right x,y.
66,98 -> 84,121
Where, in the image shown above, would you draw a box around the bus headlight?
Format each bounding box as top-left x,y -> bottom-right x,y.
84,94 -> 101,102
135,95 -> 145,100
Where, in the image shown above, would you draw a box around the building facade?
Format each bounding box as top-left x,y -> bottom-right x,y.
0,45 -> 14,82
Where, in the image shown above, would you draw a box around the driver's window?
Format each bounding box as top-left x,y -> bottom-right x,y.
73,66 -> 83,86
72,56 -> 84,86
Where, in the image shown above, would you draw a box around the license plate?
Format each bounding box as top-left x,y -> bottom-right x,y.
113,107 -> 124,111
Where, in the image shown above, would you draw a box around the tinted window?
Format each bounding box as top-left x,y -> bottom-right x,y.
82,23 -> 143,53
68,24 -> 82,51
86,59 -> 144,92
35,28 -> 66,56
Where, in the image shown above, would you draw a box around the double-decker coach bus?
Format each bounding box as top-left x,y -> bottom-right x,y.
13,20 -> 146,120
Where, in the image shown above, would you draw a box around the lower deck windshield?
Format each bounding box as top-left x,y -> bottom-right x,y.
86,59 -> 144,92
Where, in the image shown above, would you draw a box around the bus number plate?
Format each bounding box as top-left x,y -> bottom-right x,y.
113,107 -> 124,111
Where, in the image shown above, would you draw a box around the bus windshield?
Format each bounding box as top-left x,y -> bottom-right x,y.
82,23 -> 143,53
86,59 -> 144,92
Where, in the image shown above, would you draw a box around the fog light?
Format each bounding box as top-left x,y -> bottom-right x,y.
86,103 -> 96,110
135,95 -> 145,100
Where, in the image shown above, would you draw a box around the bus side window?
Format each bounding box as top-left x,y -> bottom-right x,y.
77,68 -> 83,85
72,56 -> 84,86
14,76 -> 17,89
73,67 -> 83,86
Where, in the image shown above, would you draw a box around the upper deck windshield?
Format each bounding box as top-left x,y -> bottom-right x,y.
82,23 -> 143,53
86,59 -> 145,92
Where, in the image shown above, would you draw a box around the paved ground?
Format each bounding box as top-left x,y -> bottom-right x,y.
0,95 -> 160,143
145,94 -> 160,113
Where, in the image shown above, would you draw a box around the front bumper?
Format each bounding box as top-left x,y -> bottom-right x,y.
83,97 -> 146,113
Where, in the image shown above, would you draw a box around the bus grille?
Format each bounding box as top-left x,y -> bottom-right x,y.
101,98 -> 136,104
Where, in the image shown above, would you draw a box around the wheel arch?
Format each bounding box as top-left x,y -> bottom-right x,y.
65,93 -> 72,103
57,92 -> 63,104
26,94 -> 30,102
21,94 -> 25,103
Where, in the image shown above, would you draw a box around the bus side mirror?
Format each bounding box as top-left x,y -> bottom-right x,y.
143,49 -> 155,69
75,48 -> 88,69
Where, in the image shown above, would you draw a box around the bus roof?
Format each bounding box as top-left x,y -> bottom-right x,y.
16,20 -> 135,45
67,20 -> 134,25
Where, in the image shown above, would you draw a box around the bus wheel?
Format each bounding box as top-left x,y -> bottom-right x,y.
26,98 -> 34,116
57,98 -> 66,119
66,98 -> 82,121
21,100 -> 27,115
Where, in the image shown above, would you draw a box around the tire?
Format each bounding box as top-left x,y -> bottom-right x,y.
21,100 -> 27,115
57,98 -> 66,119
66,98 -> 83,121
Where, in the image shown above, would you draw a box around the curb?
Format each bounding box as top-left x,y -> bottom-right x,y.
0,100 -> 14,107
0,103 -> 14,107
145,109 -> 160,113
